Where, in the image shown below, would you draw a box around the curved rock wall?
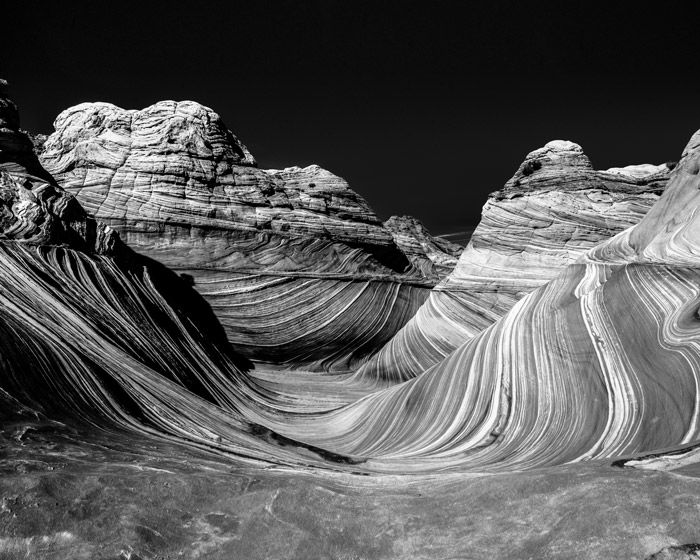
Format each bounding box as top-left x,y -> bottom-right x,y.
0,85 -> 268,464
269,136 -> 700,472
357,140 -> 671,383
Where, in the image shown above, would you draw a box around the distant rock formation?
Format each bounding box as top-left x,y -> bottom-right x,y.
384,215 -> 462,279
356,140 -> 671,382
40,100 -> 455,370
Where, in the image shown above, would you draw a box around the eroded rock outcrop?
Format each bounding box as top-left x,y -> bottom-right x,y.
384,215 -> 462,279
0,81 -> 117,253
39,100 -> 452,370
265,131 -> 700,473
4,79 -> 700,560
0,83 -> 303,468
357,140 -> 671,382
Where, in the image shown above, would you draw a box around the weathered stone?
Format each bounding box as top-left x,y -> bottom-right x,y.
356,140 -> 671,382
2,80 -> 700,560
384,214 -> 462,280
40,100 -> 453,370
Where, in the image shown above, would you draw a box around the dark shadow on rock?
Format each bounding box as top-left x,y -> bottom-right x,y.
345,239 -> 412,274
111,241 -> 254,374
249,423 -> 366,466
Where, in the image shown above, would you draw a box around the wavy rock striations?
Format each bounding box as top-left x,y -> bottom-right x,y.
0,84 -> 341,470
384,214 -> 462,279
261,134 -> 700,472
39,101 -> 454,370
357,140 -> 671,383
10,83 -> 699,476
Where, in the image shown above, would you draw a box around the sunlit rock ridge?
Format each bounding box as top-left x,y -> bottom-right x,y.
357,139 -> 672,382
262,135 -> 700,474
39,100 -> 457,370
383,214 -> 462,278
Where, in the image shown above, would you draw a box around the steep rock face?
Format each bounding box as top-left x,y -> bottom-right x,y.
357,140 -> 671,382
40,100 -> 446,370
274,132 -> 700,472
384,215 -> 462,280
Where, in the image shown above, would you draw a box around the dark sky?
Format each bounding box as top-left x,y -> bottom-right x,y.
2,1 -> 700,235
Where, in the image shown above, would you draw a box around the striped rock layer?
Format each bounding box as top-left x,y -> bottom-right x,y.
39,101 -> 455,370
4,82 -> 700,480
356,140 -> 671,383
0,84 -> 356,471
10,131 -> 700,475
0,81 -> 117,253
383,215 -> 463,279
262,133 -> 700,472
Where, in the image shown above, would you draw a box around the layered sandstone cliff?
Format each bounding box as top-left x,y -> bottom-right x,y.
356,140 -> 671,382
384,215 -> 462,279
39,100 -> 455,370
0,84 -> 273,463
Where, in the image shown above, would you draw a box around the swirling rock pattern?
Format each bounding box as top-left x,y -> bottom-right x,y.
0,83 -> 338,471
4,82 -> 700,559
263,135 -> 700,473
0,81 -> 117,253
39,101 -> 454,370
357,140 -> 671,383
8,84 -> 700,477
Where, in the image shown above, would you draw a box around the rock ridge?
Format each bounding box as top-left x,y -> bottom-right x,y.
39,99 -> 456,369
356,139 -> 672,382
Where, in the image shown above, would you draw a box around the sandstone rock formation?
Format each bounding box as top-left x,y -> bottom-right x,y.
356,140 -> 671,383
9,86 -> 699,476
384,214 -> 462,279
0,83 -> 307,469
0,81 -> 116,253
258,133 -> 700,473
7,74 -> 700,560
39,101 -> 455,370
